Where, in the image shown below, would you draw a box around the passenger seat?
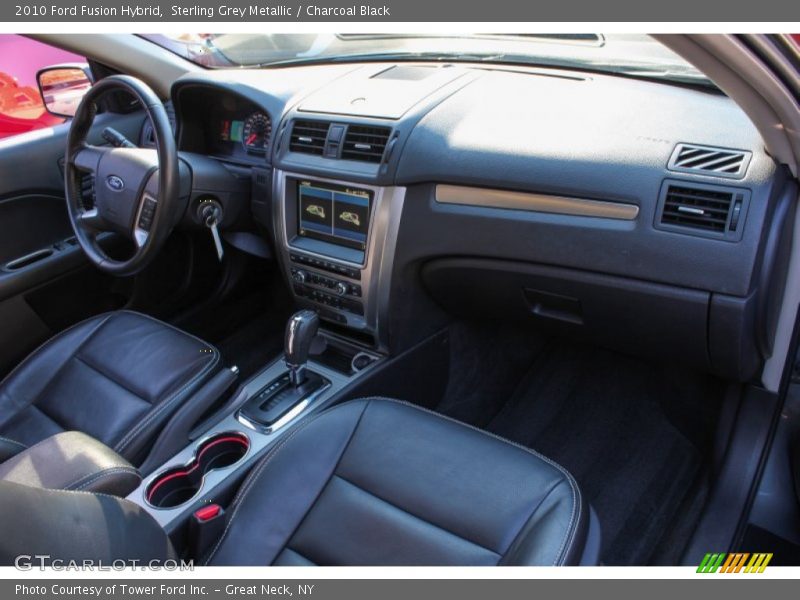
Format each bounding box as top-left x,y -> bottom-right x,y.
0,398 -> 600,566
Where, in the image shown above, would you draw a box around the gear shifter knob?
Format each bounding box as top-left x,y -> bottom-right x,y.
284,310 -> 319,386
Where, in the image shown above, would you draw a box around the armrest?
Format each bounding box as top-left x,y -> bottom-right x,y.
0,431 -> 140,497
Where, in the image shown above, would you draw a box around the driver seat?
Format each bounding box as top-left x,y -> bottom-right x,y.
0,311 -> 221,465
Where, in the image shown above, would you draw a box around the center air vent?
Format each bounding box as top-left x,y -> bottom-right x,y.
341,125 -> 391,163
289,120 -> 330,156
668,144 -> 751,179
657,181 -> 749,241
288,120 -> 393,164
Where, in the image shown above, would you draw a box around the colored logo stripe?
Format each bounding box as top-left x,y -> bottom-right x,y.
721,553 -> 749,573
745,553 -> 773,573
697,553 -> 726,573
697,553 -> 773,573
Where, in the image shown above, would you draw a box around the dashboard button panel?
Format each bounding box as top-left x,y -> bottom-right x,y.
291,266 -> 363,300
293,282 -> 364,316
289,253 -> 361,280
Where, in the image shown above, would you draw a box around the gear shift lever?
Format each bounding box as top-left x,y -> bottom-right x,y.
285,310 -> 319,386
238,310 -> 326,431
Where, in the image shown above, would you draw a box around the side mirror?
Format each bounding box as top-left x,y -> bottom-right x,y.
36,64 -> 94,118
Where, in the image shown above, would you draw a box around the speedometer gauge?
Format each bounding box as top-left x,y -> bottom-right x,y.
241,112 -> 271,153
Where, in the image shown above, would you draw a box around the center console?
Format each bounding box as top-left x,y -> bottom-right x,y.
127,165 -> 404,533
127,169 -> 403,532
127,309 -> 382,529
129,93 -> 411,533
274,170 -> 406,351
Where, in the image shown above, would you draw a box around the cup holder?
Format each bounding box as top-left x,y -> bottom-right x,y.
145,431 -> 250,509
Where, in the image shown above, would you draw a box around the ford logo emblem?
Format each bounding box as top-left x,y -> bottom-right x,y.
106,175 -> 124,191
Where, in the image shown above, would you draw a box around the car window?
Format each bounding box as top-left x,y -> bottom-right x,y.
142,33 -> 715,89
0,34 -> 84,140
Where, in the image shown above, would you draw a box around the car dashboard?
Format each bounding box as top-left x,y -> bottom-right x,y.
160,60 -> 794,384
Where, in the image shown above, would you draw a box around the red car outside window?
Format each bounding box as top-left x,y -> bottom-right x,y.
0,35 -> 84,140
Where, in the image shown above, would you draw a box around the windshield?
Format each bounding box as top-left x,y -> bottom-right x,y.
142,33 -> 714,88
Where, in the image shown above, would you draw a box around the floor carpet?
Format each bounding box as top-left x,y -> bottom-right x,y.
434,321 -> 723,565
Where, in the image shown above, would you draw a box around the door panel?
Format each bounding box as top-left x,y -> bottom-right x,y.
0,194 -> 72,265
0,111 -> 146,376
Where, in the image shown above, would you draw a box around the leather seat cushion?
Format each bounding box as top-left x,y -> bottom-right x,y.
206,398 -> 587,566
0,311 -> 220,463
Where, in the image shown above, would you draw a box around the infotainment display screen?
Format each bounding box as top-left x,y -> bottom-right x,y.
297,180 -> 372,251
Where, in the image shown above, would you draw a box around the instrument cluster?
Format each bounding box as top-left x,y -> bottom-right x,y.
176,86 -> 273,165
215,110 -> 272,157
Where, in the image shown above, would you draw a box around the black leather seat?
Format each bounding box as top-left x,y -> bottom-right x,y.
207,398 -> 590,565
0,398 -> 597,566
0,311 -> 220,465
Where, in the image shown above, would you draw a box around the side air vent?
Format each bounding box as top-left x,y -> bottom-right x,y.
289,120 -> 330,155
341,125 -> 391,163
668,144 -> 751,179
657,181 -> 749,241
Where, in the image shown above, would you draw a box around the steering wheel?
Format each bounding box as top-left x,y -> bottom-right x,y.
64,75 -> 180,276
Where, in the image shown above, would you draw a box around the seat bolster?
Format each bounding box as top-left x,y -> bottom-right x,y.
500,478 -> 589,566
206,401 -> 370,566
